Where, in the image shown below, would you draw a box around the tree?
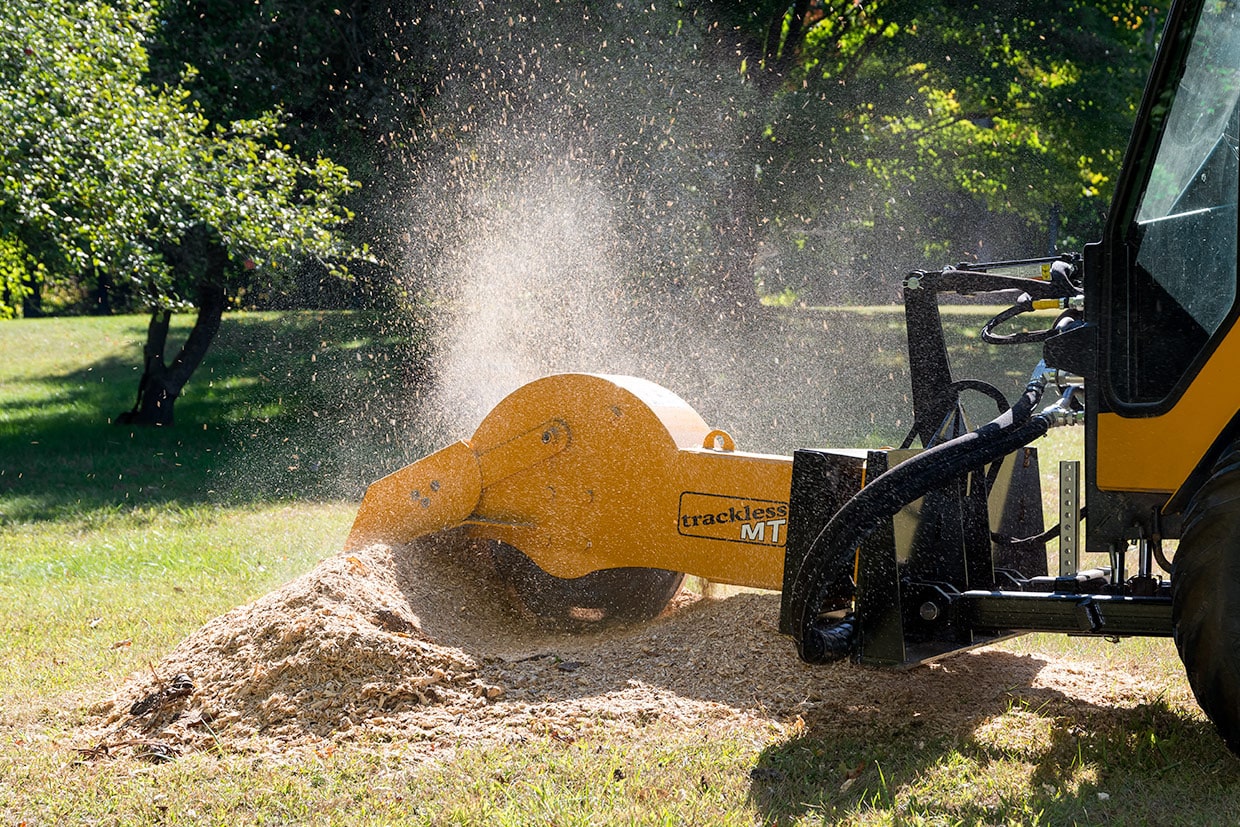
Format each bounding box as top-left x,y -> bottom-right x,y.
0,0 -> 362,424
380,0 -> 1166,307
127,1 -> 1168,321
144,0 -> 463,311
143,1 -> 773,320
712,0 -> 1166,301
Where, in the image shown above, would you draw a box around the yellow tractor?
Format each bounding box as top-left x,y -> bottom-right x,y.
348,0 -> 1240,754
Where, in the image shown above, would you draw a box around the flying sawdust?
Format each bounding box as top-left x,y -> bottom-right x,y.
80,535 -> 1196,763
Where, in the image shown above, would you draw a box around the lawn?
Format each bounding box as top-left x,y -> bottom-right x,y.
2,310 -> 1237,826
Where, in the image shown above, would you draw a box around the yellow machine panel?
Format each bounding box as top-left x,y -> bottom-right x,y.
347,373 -> 797,590
1096,321 -> 1240,496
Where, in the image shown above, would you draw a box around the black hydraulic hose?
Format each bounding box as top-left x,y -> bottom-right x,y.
980,295 -> 1036,344
898,379 -> 1011,450
982,300 -> 1082,346
992,505 -> 1089,554
789,368 -> 1054,663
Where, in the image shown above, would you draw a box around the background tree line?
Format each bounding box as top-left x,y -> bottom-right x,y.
0,0 -> 1166,420
139,0 -> 1162,308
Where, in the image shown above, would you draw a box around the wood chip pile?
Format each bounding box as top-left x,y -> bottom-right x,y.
80,535 -> 1188,762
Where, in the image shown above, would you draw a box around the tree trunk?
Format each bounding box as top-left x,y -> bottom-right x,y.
117,240 -> 228,426
689,1 -> 819,325
21,273 -> 43,318
92,268 -> 113,315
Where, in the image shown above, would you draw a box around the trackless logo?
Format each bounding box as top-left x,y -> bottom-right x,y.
677,492 -> 789,546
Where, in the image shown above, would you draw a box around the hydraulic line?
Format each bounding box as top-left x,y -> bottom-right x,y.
981,294 -> 1039,344
788,362 -> 1058,663
981,297 -> 1082,346
992,505 -> 1089,554
899,379 -> 1011,450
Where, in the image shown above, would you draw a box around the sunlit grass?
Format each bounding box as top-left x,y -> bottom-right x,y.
2,311 -> 1236,825
0,312 -> 400,721
0,501 -> 352,719
7,713 -> 1229,826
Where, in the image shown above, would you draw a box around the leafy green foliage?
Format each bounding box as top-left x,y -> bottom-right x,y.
0,0 -> 1176,316
136,1 -> 1172,312
0,0 -> 361,317
144,0 -> 456,307
725,1 -> 1168,301
0,235 -> 39,318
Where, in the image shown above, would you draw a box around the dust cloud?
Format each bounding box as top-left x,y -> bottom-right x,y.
201,3 -> 924,506
424,166 -> 639,432
391,2 -> 909,457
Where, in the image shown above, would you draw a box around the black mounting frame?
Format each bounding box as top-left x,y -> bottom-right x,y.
781,260 -> 1176,668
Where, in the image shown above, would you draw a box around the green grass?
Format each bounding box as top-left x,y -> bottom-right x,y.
3,310 -> 1239,826
0,312 -> 417,725
0,311 -> 435,520
0,502 -> 353,713
5,704 -> 1236,825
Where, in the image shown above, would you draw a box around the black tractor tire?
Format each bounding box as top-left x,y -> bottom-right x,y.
489,540 -> 684,629
1172,439 -> 1240,754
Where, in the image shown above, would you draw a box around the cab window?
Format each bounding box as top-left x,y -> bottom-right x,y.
1110,3 -> 1240,404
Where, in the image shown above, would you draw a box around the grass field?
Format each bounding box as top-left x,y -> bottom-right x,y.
2,310 -> 1238,825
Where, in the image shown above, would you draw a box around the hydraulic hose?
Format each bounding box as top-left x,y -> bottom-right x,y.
992,505 -> 1088,555
789,363 -> 1056,663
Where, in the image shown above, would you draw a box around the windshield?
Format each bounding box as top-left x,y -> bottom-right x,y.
1136,6 -> 1240,224
1111,0 -> 1240,404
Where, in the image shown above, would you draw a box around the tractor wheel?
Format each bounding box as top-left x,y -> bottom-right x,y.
489,540 -> 684,628
1172,439 -> 1240,754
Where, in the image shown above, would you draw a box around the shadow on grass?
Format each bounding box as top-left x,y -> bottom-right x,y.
0,311 -> 435,522
370,540 -> 1236,825
343,540 -> 1239,824
747,660 -> 1240,825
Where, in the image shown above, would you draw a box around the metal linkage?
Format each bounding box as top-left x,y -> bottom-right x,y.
1059,461 -> 1081,577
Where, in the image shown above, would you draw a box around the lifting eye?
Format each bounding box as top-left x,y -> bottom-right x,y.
703,429 -> 736,452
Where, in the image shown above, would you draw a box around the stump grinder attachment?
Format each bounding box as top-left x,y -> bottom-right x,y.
344,369 -> 1046,641
345,372 -> 796,593
347,0 -> 1240,756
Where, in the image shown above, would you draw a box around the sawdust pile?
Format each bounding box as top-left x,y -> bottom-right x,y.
81,535 -> 1189,762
